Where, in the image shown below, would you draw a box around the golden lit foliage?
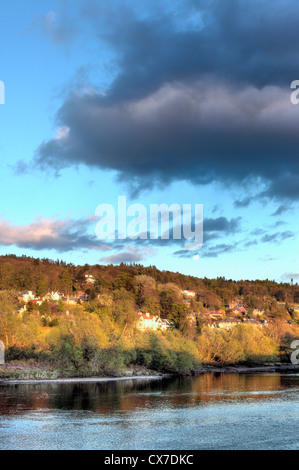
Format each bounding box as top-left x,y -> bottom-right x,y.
198,325 -> 279,364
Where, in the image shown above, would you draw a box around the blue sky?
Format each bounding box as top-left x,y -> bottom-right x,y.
0,0 -> 299,282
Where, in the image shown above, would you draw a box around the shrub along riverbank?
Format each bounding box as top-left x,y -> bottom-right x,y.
1,263 -> 299,380
1,320 -> 295,381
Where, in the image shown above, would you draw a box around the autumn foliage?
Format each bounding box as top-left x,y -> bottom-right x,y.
0,255 -> 298,376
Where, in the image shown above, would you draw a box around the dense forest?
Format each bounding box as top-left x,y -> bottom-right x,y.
0,253 -> 298,307
0,254 -> 298,379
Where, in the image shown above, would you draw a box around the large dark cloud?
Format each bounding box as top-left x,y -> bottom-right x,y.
79,0 -> 299,100
30,81 -> 299,197
21,0 -> 299,200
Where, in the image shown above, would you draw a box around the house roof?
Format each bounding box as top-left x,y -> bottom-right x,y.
138,313 -> 157,321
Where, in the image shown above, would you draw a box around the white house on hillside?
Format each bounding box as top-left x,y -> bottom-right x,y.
85,275 -> 96,284
181,290 -> 196,297
137,312 -> 171,332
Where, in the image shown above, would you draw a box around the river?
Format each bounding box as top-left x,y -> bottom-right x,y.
0,373 -> 298,450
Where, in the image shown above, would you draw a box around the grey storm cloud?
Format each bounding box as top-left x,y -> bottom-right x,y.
20,0 -> 299,200
30,82 -> 299,197
78,0 -> 299,99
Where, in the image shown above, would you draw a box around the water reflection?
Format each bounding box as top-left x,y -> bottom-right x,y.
0,373 -> 297,416
0,373 -> 298,450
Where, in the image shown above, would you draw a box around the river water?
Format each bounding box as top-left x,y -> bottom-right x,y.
0,373 -> 298,450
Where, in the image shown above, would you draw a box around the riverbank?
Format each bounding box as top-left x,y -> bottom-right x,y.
0,362 -> 164,383
195,363 -> 299,374
0,375 -> 167,385
1,363 -> 299,385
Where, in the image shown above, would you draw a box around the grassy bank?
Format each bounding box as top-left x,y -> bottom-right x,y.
1,361 -> 298,383
0,362 -> 163,381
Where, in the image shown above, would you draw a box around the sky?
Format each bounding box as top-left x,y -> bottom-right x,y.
0,0 -> 299,282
